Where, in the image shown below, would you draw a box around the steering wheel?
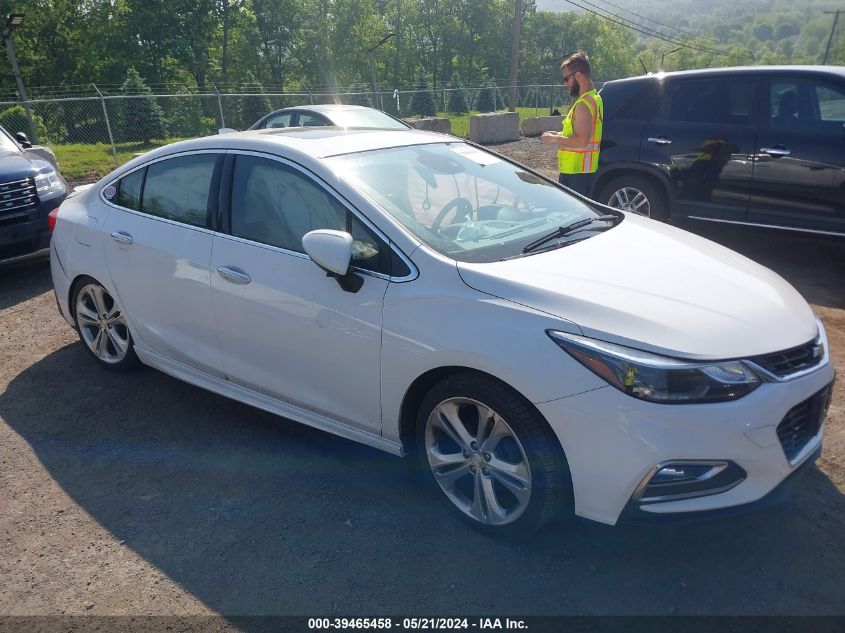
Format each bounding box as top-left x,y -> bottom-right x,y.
431,197 -> 474,231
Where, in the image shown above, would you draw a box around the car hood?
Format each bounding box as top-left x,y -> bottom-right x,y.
456,214 -> 817,359
0,150 -> 40,179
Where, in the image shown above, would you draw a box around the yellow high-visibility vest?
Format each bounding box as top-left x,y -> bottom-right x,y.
558,89 -> 603,174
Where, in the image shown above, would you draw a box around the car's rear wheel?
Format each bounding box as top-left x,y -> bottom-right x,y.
599,174 -> 667,220
72,277 -> 139,371
416,373 -> 572,535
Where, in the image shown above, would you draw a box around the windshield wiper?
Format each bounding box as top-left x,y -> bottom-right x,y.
522,214 -> 618,254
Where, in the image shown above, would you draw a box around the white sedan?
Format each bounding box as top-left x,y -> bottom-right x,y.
50,128 -> 835,534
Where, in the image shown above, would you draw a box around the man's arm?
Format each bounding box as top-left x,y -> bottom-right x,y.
540,102 -> 593,148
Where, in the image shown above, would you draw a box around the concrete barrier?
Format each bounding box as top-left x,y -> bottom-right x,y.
469,112 -> 520,143
404,118 -> 451,134
521,115 -> 564,137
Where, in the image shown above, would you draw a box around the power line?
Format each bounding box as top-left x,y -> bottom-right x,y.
589,0 -> 755,54
562,0 -> 756,61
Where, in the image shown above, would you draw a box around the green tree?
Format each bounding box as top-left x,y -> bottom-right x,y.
475,77 -> 499,112
240,75 -> 272,128
0,106 -> 49,143
408,79 -> 437,117
447,71 -> 469,114
116,68 -> 169,143
346,75 -> 374,107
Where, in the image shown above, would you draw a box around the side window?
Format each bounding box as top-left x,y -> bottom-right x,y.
230,155 -> 345,253
615,83 -> 661,121
349,214 -> 390,274
770,80 -> 803,129
813,81 -> 845,124
768,79 -> 845,131
114,168 -> 144,211
264,113 -> 292,129
668,78 -> 753,125
230,155 -> 392,275
299,113 -> 328,127
141,154 -> 218,227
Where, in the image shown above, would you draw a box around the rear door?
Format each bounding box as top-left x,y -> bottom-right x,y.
641,75 -> 758,222
748,74 -> 845,234
102,152 -> 224,376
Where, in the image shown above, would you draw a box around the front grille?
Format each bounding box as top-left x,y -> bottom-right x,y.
748,339 -> 822,378
0,177 -> 38,221
777,385 -> 831,462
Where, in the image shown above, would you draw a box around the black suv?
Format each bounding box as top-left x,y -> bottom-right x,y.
593,65 -> 845,237
0,125 -> 68,265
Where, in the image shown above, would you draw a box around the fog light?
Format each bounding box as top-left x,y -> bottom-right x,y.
633,460 -> 746,503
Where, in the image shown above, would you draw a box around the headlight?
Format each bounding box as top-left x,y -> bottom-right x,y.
548,331 -> 761,404
34,169 -> 65,196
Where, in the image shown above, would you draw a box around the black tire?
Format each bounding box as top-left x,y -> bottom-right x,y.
415,372 -> 573,535
71,276 -> 140,371
599,174 -> 668,220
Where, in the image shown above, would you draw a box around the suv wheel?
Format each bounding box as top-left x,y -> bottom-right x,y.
600,175 -> 667,220
416,373 -> 572,535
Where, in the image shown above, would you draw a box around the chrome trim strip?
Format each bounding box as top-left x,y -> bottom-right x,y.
686,216 -> 845,238
631,459 -> 744,503
101,148 -> 419,283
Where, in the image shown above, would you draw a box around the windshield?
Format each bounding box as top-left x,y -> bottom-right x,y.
0,128 -> 20,153
327,142 -> 612,262
330,109 -> 408,129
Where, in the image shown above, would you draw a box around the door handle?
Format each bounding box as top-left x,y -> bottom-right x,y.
110,231 -> 133,245
760,146 -> 791,157
647,136 -> 672,145
216,266 -> 252,285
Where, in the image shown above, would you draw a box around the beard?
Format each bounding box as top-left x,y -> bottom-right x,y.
569,82 -> 581,98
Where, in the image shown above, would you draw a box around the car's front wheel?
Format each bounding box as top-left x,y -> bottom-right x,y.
72,277 -> 139,371
416,373 -> 572,535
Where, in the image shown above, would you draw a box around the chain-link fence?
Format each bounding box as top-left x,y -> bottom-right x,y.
0,83 -> 579,183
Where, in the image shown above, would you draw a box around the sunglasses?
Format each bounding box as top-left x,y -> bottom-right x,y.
562,72 -> 577,83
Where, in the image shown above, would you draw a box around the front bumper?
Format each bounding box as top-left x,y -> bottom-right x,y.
0,190 -> 66,266
536,360 -> 835,526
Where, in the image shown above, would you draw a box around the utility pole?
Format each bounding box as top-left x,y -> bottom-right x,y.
2,14 -> 37,144
508,0 -> 523,112
823,10 -> 841,65
368,33 -> 395,111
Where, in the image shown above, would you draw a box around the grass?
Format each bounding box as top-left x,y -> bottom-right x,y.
51,108 -> 558,184
53,139 -> 188,184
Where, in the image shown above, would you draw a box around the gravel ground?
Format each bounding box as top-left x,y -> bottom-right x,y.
1,139 -> 843,625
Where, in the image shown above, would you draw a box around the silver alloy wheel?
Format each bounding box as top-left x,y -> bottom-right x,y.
425,397 -> 532,526
75,284 -> 131,364
607,186 -> 651,217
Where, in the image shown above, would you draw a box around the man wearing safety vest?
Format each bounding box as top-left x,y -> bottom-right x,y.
540,51 -> 603,197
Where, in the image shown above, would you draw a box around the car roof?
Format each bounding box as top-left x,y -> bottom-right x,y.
271,104 -> 381,113
120,127 -> 454,168
603,65 -> 845,86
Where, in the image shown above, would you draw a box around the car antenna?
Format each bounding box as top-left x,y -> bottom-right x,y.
638,57 -> 649,75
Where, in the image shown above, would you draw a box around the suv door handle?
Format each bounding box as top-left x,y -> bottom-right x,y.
647,136 -> 672,145
110,231 -> 133,244
760,146 -> 791,157
216,266 -> 252,285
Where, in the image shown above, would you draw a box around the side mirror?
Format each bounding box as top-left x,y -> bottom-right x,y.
302,229 -> 363,293
14,132 -> 31,148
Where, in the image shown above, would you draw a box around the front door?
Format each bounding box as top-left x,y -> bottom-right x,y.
641,75 -> 758,222
210,153 -> 391,432
748,75 -> 845,234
